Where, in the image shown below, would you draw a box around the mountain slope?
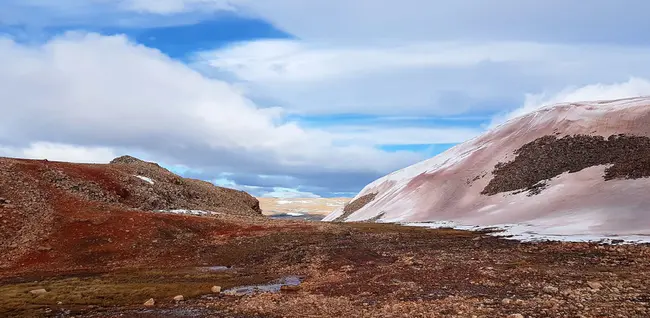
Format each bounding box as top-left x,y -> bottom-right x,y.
324,97 -> 650,237
0,155 -> 262,272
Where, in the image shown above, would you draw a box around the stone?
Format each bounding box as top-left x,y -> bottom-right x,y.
502,298 -> 512,305
280,285 -> 301,292
173,295 -> 184,301
211,286 -> 222,293
587,281 -> 603,290
543,285 -> 559,294
143,298 -> 155,307
29,289 -> 48,295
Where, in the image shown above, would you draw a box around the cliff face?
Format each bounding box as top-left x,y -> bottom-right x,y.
324,97 -> 650,236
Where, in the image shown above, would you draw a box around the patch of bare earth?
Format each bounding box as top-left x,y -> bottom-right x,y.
482,134 -> 650,196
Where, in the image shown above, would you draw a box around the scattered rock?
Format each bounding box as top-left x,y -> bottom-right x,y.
211,286 -> 222,293
280,285 -> 301,292
587,281 -> 603,290
143,298 -> 155,307
173,295 -> 184,301
29,289 -> 48,295
502,298 -> 512,305
543,285 -> 559,294
509,314 -> 524,318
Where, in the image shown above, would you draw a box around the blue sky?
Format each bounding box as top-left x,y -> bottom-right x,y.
1,1 -> 650,198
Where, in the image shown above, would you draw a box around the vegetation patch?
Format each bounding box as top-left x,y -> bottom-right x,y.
333,193 -> 377,222
482,134 -> 650,196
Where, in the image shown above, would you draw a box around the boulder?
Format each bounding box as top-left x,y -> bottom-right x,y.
29,289 -> 48,295
143,298 -> 155,307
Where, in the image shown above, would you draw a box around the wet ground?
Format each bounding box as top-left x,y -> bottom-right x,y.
1,220 -> 649,317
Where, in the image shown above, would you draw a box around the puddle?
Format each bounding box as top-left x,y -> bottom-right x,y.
222,276 -> 302,296
196,265 -> 233,272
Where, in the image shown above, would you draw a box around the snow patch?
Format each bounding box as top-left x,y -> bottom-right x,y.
155,209 -> 220,216
135,175 -> 154,185
404,221 -> 650,244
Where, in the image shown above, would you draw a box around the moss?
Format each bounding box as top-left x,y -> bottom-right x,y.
0,269 -> 271,317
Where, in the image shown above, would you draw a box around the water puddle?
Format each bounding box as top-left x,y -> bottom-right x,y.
222,275 -> 302,296
195,265 -> 233,272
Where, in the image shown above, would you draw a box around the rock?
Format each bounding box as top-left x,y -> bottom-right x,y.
38,246 -> 52,252
143,298 -> 155,307
502,298 -> 512,305
587,281 -> 603,290
280,285 -> 301,292
211,286 -> 222,293
509,314 -> 524,318
173,295 -> 184,301
543,285 -> 559,294
29,289 -> 48,295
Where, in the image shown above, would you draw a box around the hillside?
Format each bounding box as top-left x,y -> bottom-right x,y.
0,155 -> 262,273
324,97 -> 650,240
0,155 -> 649,318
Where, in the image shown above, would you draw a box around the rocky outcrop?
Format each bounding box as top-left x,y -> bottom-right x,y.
324,97 -> 650,237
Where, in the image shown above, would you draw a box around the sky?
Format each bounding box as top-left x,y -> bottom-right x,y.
1,1 -> 650,198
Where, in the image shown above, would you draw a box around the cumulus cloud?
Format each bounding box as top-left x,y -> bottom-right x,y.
492,78 -> 650,126
0,142 -> 117,163
0,32 -> 433,194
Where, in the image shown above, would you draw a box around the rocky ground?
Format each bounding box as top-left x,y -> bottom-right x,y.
1,214 -> 649,318
2,156 -> 649,317
482,134 -> 650,196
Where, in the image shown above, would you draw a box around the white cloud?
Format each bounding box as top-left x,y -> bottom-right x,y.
492,77 -> 650,126
260,187 -> 320,199
0,32 -> 427,177
0,142 -> 117,163
197,39 -> 650,116
200,40 -> 550,83
123,0 -> 237,14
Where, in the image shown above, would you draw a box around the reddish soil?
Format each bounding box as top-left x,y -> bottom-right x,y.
0,156 -> 265,274
1,157 -> 649,318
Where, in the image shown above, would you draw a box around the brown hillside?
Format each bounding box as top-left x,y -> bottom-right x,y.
0,156 -> 263,273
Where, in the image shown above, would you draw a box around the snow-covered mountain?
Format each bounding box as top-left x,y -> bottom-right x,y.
324,97 -> 650,238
